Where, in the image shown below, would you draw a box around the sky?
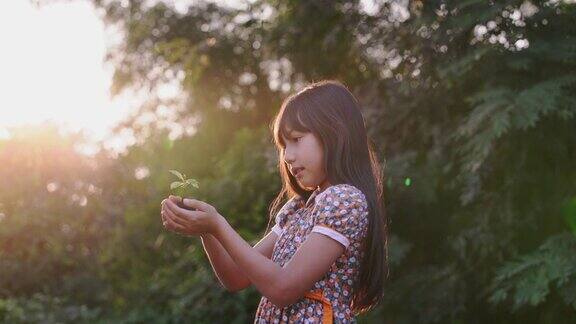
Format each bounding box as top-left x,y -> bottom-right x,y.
0,0 -> 381,155
0,0 -> 141,152
0,0 -> 260,155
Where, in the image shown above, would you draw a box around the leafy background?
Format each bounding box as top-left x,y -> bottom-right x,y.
1,0 -> 575,323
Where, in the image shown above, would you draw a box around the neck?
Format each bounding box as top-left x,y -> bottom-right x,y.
317,180 -> 331,192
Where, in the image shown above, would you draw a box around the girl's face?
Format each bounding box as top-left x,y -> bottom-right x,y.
282,129 -> 331,191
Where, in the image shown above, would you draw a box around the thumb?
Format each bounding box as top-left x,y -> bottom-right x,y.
168,195 -> 182,203
183,198 -> 211,212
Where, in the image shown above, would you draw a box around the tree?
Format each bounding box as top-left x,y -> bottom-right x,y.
5,0 -> 575,322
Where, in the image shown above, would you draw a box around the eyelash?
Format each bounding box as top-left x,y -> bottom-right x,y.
281,136 -> 301,148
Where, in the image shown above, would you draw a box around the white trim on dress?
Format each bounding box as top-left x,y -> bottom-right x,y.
311,225 -> 350,248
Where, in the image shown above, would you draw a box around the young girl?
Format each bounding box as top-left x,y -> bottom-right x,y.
161,80 -> 389,323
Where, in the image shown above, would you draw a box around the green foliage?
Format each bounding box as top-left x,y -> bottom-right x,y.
168,169 -> 200,198
7,0 -> 576,322
0,294 -> 101,323
489,233 -> 576,311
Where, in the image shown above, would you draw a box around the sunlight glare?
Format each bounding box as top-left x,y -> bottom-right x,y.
0,1 -> 135,150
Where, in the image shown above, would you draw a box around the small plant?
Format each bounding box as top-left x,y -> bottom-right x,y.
169,169 -> 199,209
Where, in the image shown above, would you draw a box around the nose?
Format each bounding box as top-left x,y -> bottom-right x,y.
283,146 -> 295,165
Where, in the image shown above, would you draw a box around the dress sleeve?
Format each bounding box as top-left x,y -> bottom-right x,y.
310,184 -> 369,249
270,196 -> 300,236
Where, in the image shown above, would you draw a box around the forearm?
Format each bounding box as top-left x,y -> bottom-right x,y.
213,215 -> 286,306
200,233 -> 250,291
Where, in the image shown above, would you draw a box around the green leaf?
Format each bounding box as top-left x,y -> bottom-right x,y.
489,233 -> 576,310
170,181 -> 183,190
512,74 -> 576,130
184,179 -> 199,188
169,170 -> 185,181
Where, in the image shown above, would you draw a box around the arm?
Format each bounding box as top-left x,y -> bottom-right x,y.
161,195 -> 344,307
161,196 -> 277,292
200,230 -> 278,292
213,215 -> 345,308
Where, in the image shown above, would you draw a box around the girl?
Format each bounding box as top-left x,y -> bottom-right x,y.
161,80 -> 389,323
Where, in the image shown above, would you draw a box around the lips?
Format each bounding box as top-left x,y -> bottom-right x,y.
292,167 -> 305,176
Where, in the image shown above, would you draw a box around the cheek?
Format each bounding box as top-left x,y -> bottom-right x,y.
308,148 -> 325,173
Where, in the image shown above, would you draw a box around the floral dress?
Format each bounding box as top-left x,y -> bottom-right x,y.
254,183 -> 370,324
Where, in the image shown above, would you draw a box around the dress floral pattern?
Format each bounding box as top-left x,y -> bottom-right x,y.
254,183 -> 370,324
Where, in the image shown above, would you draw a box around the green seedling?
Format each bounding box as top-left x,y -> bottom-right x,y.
169,169 -> 199,209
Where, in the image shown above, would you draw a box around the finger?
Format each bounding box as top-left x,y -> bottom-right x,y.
182,198 -> 212,213
165,199 -> 200,223
168,195 -> 182,205
161,199 -> 168,214
163,209 -> 187,232
165,219 -> 185,233
164,199 -> 186,220
163,205 -> 188,228
161,208 -> 171,226
161,205 -> 170,225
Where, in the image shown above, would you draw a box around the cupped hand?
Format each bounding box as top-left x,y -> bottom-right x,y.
161,195 -> 222,236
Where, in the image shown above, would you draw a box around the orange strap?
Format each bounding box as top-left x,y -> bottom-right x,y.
303,290 -> 333,324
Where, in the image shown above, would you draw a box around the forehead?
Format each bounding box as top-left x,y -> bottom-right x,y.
287,129 -> 302,135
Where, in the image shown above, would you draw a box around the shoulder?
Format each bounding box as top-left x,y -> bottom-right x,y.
285,195 -> 303,208
275,195 -> 303,223
316,183 -> 368,210
311,184 -> 370,247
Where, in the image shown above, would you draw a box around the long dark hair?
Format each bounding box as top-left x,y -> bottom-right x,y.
265,79 -> 389,315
